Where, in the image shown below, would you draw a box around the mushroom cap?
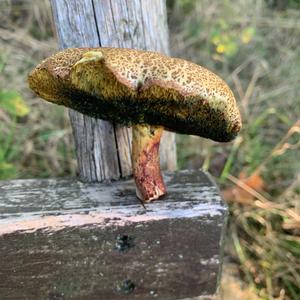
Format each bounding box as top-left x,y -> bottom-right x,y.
28,47 -> 241,142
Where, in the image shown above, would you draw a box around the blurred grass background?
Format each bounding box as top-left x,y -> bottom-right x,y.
0,0 -> 299,299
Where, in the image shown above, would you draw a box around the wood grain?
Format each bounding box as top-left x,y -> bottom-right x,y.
50,0 -> 177,182
0,170 -> 227,300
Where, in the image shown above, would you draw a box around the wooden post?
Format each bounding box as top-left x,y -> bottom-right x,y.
0,170 -> 227,300
50,0 -> 177,182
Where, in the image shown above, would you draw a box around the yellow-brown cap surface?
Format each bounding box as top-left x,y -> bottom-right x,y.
28,47 -> 241,142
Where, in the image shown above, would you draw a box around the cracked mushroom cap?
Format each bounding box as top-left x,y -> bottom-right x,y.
28,47 -> 242,142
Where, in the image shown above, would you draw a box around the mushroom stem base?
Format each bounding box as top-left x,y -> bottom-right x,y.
132,124 -> 166,202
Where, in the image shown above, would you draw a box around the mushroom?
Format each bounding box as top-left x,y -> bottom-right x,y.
28,47 -> 242,202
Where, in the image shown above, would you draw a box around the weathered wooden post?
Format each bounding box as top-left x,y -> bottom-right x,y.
0,1 -> 228,299
51,0 -> 177,181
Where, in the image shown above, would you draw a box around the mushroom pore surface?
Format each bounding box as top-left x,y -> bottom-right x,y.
28,47 -> 241,142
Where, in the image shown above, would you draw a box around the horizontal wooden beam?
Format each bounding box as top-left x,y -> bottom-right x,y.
0,170 -> 227,300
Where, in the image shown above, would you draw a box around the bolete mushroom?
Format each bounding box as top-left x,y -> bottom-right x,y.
28,47 -> 241,202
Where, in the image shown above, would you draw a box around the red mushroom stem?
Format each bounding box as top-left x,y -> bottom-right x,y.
132,124 -> 166,202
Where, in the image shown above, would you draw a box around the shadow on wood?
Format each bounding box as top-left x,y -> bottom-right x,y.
0,170 -> 227,300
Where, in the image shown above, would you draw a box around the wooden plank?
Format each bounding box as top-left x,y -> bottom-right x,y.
50,0 -> 177,182
0,170 -> 227,300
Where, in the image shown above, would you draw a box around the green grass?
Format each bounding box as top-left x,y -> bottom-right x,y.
170,1 -> 300,299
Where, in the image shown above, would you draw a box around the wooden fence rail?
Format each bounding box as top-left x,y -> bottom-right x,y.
0,170 -> 227,299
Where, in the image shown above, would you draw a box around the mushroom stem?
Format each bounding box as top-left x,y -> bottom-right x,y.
132,124 -> 166,202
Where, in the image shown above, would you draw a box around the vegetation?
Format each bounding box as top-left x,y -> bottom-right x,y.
170,1 -> 300,299
0,0 -> 299,299
0,0 -> 76,179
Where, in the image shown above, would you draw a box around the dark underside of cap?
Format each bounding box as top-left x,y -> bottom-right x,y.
60,86 -> 239,143
28,48 -> 241,142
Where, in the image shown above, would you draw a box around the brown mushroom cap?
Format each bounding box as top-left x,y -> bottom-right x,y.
28,47 -> 241,142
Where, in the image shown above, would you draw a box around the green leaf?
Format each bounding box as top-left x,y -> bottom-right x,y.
241,27 -> 256,44
224,41 -> 238,57
282,240 -> 300,257
0,90 -> 30,117
0,162 -> 17,180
